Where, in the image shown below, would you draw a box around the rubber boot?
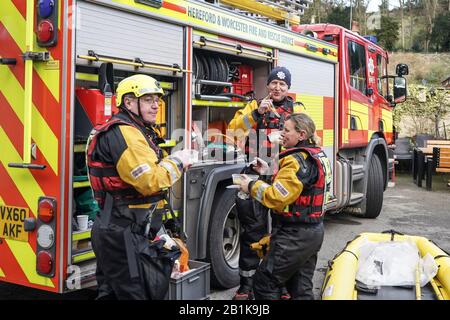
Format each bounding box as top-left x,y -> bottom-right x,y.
232,276 -> 254,300
280,286 -> 291,300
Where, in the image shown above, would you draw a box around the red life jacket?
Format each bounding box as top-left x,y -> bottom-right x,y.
86,117 -> 165,209
245,97 -> 294,158
275,146 -> 328,224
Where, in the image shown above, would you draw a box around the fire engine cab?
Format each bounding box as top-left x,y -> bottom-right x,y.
0,0 -> 407,294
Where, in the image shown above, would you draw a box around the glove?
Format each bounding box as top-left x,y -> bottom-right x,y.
170,149 -> 198,169
250,234 -> 271,259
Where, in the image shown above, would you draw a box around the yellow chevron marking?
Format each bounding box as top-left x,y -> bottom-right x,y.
0,196 -> 5,277
0,2 -> 25,47
0,135 -> 55,288
5,239 -> 55,288
0,1 -> 60,102
0,67 -> 58,174
298,94 -> 324,130
0,129 -> 43,219
382,108 -> 393,133
33,56 -> 60,103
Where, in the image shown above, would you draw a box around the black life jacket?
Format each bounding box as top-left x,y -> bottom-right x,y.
86,116 -> 165,209
275,146 -> 328,224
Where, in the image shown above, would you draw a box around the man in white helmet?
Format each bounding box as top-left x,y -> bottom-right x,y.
87,74 -> 193,299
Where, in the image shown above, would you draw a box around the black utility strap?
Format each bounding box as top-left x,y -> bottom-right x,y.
123,227 -> 139,279
99,192 -> 113,229
89,166 -> 118,177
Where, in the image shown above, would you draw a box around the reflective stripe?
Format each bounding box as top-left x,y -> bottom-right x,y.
240,269 -> 256,277
255,181 -> 270,202
160,160 -> 180,183
243,114 -> 253,130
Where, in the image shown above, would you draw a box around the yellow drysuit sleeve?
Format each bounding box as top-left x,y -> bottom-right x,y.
250,153 -> 308,213
115,125 -> 182,196
227,100 -> 260,138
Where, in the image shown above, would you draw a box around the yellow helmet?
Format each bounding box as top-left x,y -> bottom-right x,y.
116,74 -> 164,107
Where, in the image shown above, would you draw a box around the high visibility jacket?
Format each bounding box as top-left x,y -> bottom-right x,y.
249,144 -> 330,224
228,97 -> 302,157
86,112 -> 183,209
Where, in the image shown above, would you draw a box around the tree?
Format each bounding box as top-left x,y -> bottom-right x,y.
393,85 -> 431,136
430,12 -> 450,51
326,5 -> 351,27
427,88 -> 450,138
399,0 -> 406,51
423,0 -> 439,52
374,16 -> 399,51
394,84 -> 450,138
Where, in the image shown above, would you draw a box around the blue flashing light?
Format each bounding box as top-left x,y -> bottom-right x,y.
363,35 -> 378,44
38,0 -> 55,19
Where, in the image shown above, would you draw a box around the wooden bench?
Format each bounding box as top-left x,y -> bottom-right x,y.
424,146 -> 450,190
413,140 -> 450,189
433,147 -> 450,173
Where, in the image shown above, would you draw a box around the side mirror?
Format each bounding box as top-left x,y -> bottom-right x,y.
396,63 -> 409,76
393,76 -> 407,104
366,87 -> 374,96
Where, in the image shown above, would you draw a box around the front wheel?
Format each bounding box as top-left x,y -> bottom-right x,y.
206,188 -> 240,288
362,154 -> 384,218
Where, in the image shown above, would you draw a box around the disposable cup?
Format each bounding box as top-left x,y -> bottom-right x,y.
268,131 -> 282,143
232,174 -> 258,185
189,150 -> 199,163
76,215 -> 89,231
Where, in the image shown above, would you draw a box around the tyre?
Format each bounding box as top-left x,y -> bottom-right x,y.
362,154 -> 384,218
206,188 -> 240,288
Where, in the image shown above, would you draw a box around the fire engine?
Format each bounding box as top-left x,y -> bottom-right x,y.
0,0 -> 408,293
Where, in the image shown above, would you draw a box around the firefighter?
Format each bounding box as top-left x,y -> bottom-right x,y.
228,67 -> 294,300
86,74 -> 194,300
238,113 -> 331,300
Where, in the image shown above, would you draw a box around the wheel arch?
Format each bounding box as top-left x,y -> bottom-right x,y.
365,133 -> 389,191
195,163 -> 245,259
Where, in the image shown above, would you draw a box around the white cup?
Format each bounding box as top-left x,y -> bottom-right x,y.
76,215 -> 89,231
268,131 -> 282,143
232,174 -> 259,185
189,149 -> 199,164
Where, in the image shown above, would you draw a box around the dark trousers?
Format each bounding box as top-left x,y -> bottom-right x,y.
253,221 -> 324,300
92,215 -> 177,300
235,197 -> 269,277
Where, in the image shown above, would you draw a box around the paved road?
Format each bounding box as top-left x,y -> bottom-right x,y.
209,172 -> 450,300
1,173 -> 449,300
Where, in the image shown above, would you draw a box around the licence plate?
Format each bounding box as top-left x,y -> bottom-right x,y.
0,205 -> 29,242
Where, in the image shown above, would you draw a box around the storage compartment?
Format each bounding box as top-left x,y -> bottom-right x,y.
228,63 -> 255,100
75,88 -> 118,140
167,260 -> 210,300
192,48 -> 271,161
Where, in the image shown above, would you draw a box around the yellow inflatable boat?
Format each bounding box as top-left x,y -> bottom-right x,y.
321,230 -> 450,300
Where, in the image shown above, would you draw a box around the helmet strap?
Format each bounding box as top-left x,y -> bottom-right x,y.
121,97 -> 153,128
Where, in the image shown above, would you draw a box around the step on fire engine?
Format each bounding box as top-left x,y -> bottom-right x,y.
0,0 -> 408,294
